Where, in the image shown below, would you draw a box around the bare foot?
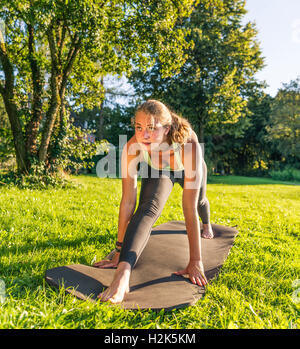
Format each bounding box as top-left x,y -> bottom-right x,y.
98,262 -> 131,304
201,223 -> 214,239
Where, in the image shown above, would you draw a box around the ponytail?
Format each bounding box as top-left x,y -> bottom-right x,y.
169,112 -> 191,145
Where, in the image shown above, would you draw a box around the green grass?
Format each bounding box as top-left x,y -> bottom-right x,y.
0,174 -> 299,329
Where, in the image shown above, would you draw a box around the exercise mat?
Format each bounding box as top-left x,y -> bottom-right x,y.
45,221 -> 238,310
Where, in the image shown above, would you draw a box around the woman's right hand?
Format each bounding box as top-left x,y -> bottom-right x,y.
93,250 -> 120,268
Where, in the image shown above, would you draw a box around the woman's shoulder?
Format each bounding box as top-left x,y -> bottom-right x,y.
186,128 -> 199,144
182,128 -> 201,159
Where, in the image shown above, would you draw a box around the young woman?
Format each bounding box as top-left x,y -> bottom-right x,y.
93,99 -> 214,303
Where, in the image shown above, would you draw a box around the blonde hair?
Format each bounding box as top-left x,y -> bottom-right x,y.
132,99 -> 191,145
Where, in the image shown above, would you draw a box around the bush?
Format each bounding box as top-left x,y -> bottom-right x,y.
0,163 -> 78,190
269,167 -> 300,182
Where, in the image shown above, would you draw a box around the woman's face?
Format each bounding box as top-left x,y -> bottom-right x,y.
134,111 -> 170,151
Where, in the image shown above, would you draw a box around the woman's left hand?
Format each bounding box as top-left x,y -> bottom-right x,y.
174,260 -> 208,287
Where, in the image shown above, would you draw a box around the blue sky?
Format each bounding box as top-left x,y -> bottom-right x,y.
244,0 -> 300,96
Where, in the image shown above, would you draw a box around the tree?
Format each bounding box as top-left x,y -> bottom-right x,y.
0,97 -> 14,166
0,0 -> 195,175
130,0 -> 265,143
236,92 -> 273,173
219,91 -> 274,175
265,77 -> 300,167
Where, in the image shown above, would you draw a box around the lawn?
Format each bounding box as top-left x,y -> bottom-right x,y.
0,174 -> 299,329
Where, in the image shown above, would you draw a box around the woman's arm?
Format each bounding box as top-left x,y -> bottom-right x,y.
175,138 -> 208,286
182,140 -> 203,260
182,191 -> 202,261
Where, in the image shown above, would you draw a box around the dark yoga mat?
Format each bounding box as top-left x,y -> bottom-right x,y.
45,221 -> 238,310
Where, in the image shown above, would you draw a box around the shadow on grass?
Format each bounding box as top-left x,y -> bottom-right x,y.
76,173 -> 300,186
0,234 -> 111,259
0,233 -> 113,297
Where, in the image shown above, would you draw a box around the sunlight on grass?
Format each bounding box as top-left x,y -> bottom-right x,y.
0,174 -> 299,329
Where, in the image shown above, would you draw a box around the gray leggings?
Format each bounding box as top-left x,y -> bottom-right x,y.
119,159 -> 210,268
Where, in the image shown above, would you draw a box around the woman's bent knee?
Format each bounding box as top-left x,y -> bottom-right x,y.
198,197 -> 209,207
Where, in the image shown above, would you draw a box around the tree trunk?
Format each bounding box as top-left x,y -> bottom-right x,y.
97,100 -> 105,140
0,30 -> 29,173
25,23 -> 43,157
47,98 -> 68,167
38,27 -> 61,163
96,77 -> 105,141
44,29 -> 80,166
2,95 -> 29,173
38,86 -> 60,163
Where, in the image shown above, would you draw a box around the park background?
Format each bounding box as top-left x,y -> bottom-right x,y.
0,0 -> 299,329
